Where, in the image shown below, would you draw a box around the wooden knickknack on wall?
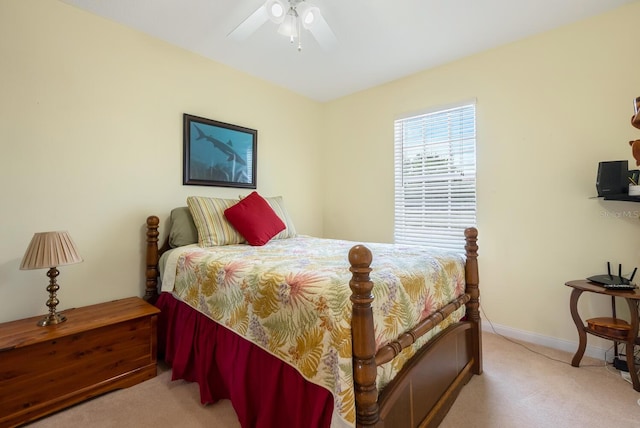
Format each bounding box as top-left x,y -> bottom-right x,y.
596,96 -> 640,202
632,96 -> 640,130
629,96 -> 640,167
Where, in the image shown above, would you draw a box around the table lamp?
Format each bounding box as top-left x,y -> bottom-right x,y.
20,231 -> 83,326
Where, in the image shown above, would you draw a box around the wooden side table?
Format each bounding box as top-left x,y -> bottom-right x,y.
566,280 -> 640,392
0,297 -> 160,427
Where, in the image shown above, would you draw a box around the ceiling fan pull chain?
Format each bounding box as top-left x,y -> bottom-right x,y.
297,10 -> 303,51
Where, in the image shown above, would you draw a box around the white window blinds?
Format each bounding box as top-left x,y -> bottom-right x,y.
394,102 -> 476,252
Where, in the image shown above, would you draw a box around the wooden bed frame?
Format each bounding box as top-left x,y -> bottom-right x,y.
144,216 -> 482,428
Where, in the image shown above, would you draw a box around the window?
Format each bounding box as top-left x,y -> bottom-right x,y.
394,102 -> 476,252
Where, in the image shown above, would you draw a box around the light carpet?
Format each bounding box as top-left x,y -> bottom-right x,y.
25,332 -> 640,427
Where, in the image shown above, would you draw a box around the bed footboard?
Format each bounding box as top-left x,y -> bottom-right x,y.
379,323 -> 474,427
464,227 -> 482,376
349,227 -> 481,427
348,245 -> 379,426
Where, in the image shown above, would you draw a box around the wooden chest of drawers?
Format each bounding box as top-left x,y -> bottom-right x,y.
0,297 -> 160,427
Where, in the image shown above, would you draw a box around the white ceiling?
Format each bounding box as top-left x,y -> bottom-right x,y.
59,0 -> 636,102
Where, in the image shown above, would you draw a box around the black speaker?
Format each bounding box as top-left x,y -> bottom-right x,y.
596,160 -> 628,196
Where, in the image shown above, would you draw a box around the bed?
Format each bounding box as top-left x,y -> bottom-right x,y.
143,194 -> 482,428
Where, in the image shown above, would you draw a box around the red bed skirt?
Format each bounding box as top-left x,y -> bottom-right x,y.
156,292 -> 335,428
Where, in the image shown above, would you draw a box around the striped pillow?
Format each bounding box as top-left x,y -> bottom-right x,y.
187,196 -> 246,246
264,196 -> 297,239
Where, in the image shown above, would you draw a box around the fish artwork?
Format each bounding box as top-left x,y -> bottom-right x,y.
193,125 -> 247,166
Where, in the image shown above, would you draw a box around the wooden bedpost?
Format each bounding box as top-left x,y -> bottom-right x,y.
145,215 -> 160,303
349,245 -> 379,427
464,227 -> 482,375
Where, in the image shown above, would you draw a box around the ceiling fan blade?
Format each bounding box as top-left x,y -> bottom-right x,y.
227,4 -> 270,41
303,7 -> 337,50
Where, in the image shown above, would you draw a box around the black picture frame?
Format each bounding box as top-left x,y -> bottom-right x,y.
183,114 -> 257,188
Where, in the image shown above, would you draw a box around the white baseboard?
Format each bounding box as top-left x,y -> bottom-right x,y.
481,318 -> 609,361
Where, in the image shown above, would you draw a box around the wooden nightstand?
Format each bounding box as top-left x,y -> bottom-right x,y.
0,297 -> 160,428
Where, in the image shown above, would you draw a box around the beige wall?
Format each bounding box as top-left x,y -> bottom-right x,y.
0,0 -> 323,323
2,0 -> 639,351
322,2 -> 640,347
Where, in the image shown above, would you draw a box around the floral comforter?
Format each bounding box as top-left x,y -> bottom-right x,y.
161,236 -> 466,427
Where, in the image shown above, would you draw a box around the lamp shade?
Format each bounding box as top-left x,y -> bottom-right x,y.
265,0 -> 286,24
20,231 -> 83,270
277,9 -> 299,38
297,4 -> 318,29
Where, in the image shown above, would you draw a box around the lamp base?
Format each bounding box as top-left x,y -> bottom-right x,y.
37,312 -> 67,327
36,266 -> 66,327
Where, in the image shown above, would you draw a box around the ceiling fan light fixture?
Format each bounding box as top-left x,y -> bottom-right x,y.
298,4 -> 318,29
228,0 -> 336,52
266,0 -> 286,23
277,8 -> 299,40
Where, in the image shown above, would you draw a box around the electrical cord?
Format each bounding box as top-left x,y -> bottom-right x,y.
481,306 -> 604,367
482,307 -> 640,407
606,360 -> 624,378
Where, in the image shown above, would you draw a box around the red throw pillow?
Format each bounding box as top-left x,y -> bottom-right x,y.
224,191 -> 286,246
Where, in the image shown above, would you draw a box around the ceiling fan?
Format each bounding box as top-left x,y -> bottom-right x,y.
227,0 -> 337,51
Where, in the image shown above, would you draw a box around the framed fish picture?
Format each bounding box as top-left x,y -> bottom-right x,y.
183,114 -> 257,188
